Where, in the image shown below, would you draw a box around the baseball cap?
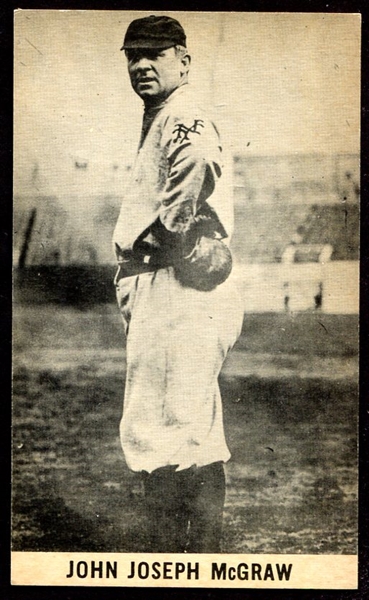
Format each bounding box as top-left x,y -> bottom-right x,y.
121,15 -> 186,50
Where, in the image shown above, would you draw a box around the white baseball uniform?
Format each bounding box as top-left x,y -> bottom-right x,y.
113,83 -> 243,474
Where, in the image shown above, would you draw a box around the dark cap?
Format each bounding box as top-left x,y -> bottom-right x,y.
121,15 -> 186,50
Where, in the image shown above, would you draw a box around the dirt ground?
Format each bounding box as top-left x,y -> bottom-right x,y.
12,304 -> 358,554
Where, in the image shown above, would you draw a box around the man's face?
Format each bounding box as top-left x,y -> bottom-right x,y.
126,47 -> 187,104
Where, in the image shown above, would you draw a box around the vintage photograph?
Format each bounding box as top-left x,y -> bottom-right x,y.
12,9 -> 360,587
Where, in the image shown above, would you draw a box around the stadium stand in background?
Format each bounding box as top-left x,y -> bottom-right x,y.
13,152 -> 359,312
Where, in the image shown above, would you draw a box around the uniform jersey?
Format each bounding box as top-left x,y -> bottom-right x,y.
112,84 -> 234,257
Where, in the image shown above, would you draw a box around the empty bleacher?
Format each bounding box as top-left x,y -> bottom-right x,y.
231,202 -> 359,264
13,153 -> 359,309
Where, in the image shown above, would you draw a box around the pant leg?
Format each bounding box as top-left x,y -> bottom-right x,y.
186,462 -> 226,553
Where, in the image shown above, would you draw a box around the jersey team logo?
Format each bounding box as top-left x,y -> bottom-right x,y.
172,119 -> 205,144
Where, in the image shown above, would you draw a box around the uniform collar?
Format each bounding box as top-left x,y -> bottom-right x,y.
139,84 -> 190,149
143,82 -> 189,115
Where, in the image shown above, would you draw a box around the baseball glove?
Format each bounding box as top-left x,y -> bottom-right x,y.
174,205 -> 233,292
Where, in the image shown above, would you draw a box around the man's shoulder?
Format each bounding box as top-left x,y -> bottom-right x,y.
163,85 -> 213,124
160,86 -> 220,147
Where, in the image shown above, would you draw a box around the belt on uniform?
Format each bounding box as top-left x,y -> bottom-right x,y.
114,248 -> 174,284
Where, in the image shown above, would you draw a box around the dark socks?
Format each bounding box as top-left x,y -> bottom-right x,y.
142,461 -> 226,553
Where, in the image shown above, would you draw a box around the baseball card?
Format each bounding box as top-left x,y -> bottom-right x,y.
12,9 -> 360,591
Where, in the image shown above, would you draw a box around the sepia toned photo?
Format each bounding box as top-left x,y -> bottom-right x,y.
12,10 -> 360,588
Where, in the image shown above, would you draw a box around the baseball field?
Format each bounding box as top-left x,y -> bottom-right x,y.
12,303 -> 358,554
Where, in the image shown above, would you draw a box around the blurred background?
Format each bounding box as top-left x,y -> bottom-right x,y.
12,11 -> 359,554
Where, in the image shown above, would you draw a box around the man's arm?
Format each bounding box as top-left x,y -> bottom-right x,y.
159,115 -> 224,238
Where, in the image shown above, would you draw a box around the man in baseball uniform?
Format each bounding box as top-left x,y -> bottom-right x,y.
113,15 -> 243,552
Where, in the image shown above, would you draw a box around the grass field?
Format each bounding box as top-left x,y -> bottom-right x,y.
12,304 -> 358,554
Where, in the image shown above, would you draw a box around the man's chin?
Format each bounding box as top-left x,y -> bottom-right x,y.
135,88 -> 158,100
135,89 -> 168,105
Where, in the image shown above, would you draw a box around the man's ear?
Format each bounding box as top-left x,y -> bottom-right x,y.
180,53 -> 191,76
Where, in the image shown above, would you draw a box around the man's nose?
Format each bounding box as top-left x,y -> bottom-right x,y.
133,56 -> 153,71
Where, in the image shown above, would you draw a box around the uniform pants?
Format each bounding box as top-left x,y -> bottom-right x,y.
116,267 -> 243,473
142,461 -> 226,553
